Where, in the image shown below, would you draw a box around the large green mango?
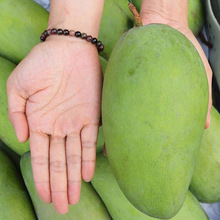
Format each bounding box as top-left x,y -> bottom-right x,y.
190,106 -> 220,202
20,152 -> 111,220
0,150 -> 36,219
0,56 -> 30,155
92,154 -> 209,220
102,24 -> 208,219
131,0 -> 204,36
0,0 -> 132,63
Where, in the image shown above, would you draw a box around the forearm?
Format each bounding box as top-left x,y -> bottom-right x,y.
48,0 -> 104,37
140,0 -> 188,27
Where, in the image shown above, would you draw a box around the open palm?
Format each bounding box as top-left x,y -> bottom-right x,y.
7,37 -> 102,214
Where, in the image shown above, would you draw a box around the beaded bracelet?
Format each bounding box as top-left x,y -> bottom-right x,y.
40,28 -> 104,52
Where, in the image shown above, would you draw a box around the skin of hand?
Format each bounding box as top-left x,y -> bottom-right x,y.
7,0 -> 104,215
140,0 -> 212,129
7,36 -> 102,214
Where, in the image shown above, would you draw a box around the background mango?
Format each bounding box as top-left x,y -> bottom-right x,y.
190,106 -> 220,203
0,150 -> 36,220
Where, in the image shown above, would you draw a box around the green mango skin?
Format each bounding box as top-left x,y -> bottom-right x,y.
132,0 -> 142,12
0,150 -> 36,220
130,0 -> 204,36
0,0 -> 49,64
20,152 -> 111,220
99,0 -> 133,59
111,0 -> 134,21
0,139 -> 20,169
188,0 -> 204,36
0,0 -> 131,63
190,106 -> 220,203
102,24 -> 208,219
92,154 -> 209,220
0,56 -> 30,155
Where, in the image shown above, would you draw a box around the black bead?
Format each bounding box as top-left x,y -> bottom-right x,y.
75,31 -> 82,37
51,28 -> 57,34
81,33 -> 87,39
40,34 -> 46,41
91,38 -> 98,44
47,29 -> 52,35
98,44 -> 104,52
43,30 -> 48,36
57,29 -> 63,35
86,35 -> 92,42
96,41 -> 102,47
63,29 -> 69,35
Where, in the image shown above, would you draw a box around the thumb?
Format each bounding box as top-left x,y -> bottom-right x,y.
205,97 -> 212,129
205,65 -> 213,129
7,74 -> 29,143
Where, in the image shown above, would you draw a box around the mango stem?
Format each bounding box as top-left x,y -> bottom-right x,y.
128,0 -> 143,27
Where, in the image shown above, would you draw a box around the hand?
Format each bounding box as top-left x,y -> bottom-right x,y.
7,37 -> 102,214
140,5 -> 212,128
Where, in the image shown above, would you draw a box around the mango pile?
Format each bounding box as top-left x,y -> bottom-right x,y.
0,0 -> 219,219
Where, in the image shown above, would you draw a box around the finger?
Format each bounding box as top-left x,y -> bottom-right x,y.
66,133 -> 81,205
7,79 -> 29,142
205,111 -> 211,129
205,96 -> 212,129
30,132 -> 51,203
50,137 -> 68,214
81,124 -> 98,182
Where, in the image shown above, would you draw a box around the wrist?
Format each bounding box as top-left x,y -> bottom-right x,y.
48,0 -> 104,37
42,35 -> 100,58
140,0 -> 188,27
